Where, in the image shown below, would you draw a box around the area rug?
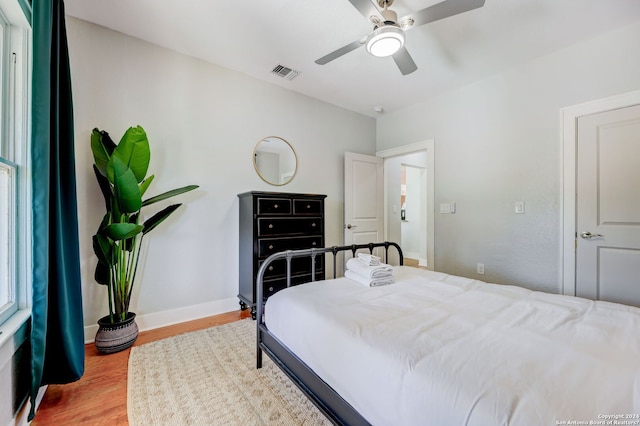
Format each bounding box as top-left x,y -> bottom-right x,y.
127,319 -> 331,425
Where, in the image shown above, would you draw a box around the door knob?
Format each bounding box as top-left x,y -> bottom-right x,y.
344,224 -> 358,229
580,231 -> 603,240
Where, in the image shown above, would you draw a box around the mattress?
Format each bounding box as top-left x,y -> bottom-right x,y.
264,266 -> 640,425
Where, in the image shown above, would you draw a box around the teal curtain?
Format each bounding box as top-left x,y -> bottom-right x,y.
29,0 -> 84,420
17,0 -> 31,23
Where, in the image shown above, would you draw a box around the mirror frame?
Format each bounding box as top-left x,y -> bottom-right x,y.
252,136 -> 298,186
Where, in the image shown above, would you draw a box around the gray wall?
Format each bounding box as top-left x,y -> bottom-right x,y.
67,17 -> 376,337
67,14 -> 640,332
377,20 -> 640,293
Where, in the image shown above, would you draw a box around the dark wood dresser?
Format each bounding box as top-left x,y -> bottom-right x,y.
238,191 -> 326,318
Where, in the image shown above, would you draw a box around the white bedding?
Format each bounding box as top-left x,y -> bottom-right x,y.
264,266 -> 640,426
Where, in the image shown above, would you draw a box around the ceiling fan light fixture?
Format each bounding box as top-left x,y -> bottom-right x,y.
366,26 -> 405,57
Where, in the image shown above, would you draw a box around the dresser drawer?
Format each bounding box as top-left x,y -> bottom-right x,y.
257,217 -> 322,237
257,198 -> 291,215
258,236 -> 323,258
259,257 -> 324,279
293,199 -> 323,215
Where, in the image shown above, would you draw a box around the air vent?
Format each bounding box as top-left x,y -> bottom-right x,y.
271,64 -> 300,81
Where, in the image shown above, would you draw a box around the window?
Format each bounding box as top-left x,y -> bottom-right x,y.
0,3 -> 30,327
0,159 -> 17,323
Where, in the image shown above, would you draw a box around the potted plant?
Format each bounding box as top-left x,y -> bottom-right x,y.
91,125 -> 198,353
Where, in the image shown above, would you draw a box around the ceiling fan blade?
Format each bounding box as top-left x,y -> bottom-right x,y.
403,0 -> 485,28
315,40 -> 364,65
346,0 -> 380,20
392,47 -> 418,75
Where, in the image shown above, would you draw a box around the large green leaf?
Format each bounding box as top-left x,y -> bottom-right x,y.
92,232 -> 113,285
104,223 -> 144,241
111,156 -> 142,214
142,204 -> 182,235
93,165 -> 113,212
123,214 -> 141,251
94,261 -> 110,286
142,185 -> 199,207
139,175 -> 155,197
110,194 -> 123,223
113,126 -> 150,183
90,129 -> 116,177
92,231 -> 113,263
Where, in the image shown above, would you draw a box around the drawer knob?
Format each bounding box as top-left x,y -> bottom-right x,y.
312,242 -> 317,246
274,204 -> 279,209
268,286 -> 274,292
268,223 -> 274,229
311,223 -> 316,228
269,245 -> 274,250
268,266 -> 274,271
306,204 -> 311,209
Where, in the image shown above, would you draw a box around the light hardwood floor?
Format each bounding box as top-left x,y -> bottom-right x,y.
31,309 -> 251,425
404,257 -> 419,267
404,257 -> 429,269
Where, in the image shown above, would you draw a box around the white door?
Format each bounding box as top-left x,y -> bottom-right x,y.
576,104 -> 640,306
344,152 -> 384,258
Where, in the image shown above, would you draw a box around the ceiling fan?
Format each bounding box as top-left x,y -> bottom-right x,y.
315,0 -> 485,75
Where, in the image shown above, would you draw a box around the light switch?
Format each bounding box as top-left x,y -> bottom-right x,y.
515,201 -> 525,214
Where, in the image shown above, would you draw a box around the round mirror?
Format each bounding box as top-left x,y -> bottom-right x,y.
253,136 -> 297,186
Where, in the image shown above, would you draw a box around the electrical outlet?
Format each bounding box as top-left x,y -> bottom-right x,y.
477,263 -> 485,274
440,203 -> 451,214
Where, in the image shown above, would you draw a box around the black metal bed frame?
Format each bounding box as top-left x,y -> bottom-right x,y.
255,242 -> 403,426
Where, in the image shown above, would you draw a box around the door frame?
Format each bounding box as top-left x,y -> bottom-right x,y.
377,139 -> 435,269
561,89 -> 640,296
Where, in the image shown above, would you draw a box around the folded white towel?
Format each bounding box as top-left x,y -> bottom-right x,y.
345,270 -> 395,287
357,253 -> 381,266
346,258 -> 393,278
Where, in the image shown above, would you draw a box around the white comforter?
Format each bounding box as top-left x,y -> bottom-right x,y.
265,266 -> 640,426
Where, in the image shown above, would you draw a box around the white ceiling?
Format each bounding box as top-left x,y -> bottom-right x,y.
64,0 -> 640,117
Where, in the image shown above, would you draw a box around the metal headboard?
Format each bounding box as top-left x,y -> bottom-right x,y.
256,241 -> 403,324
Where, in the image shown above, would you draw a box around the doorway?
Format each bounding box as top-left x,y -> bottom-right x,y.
378,140 -> 434,269
400,165 -> 427,266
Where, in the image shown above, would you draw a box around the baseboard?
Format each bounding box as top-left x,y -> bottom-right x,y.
83,297 -> 240,344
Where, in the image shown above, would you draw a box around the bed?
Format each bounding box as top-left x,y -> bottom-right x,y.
256,242 -> 640,425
